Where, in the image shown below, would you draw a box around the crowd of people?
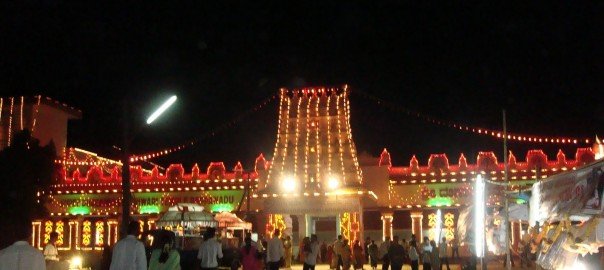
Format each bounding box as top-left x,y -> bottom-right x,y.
0,219 -> 464,270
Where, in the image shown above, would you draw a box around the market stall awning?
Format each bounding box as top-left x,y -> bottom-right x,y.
156,203 -> 218,228
214,212 -> 252,230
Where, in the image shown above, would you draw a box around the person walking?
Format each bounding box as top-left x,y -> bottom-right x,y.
110,221 -> 147,270
379,237 -> 391,270
240,236 -> 260,270
149,233 -> 180,270
439,237 -> 450,270
420,237 -> 432,270
320,241 -> 328,263
283,235 -> 293,268
197,227 -> 223,270
0,219 -> 46,270
368,240 -> 379,270
364,237 -> 371,266
408,242 -> 419,270
267,229 -> 285,270
303,234 -> 320,270
387,236 -> 405,270
44,231 -> 60,270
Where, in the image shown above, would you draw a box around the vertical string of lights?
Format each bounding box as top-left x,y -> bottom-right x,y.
266,90 -> 286,188
336,95 -> 346,184
0,98 -> 3,134
343,87 -> 362,184
303,95 -> 311,189
314,94 -> 321,189
7,97 -> 14,146
31,95 -> 42,134
292,96 -> 303,185
19,96 -> 24,130
326,95 -> 333,186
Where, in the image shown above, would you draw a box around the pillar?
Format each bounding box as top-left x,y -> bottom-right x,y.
381,211 -> 394,241
336,214 -> 342,236
305,214 -> 313,237
411,211 -> 424,240
298,214 -> 307,242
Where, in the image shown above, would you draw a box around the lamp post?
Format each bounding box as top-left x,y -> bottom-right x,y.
121,95 -> 177,236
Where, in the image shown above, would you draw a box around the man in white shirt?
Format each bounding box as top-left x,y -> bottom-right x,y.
198,227 -> 223,270
303,234 -> 320,270
266,229 -> 284,270
110,221 -> 147,270
44,232 -> 59,261
0,221 -> 46,270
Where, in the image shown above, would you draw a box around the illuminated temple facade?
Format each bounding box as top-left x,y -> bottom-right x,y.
32,87 -> 604,252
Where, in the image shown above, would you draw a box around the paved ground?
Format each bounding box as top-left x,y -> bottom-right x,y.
287,263 -> 536,270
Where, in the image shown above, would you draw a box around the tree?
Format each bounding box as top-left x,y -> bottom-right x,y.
0,129 -> 56,248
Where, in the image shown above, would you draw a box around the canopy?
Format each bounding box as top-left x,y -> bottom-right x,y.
157,203 -> 217,228
214,212 -> 252,230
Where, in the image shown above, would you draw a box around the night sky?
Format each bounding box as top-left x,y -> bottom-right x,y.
2,2 -> 603,170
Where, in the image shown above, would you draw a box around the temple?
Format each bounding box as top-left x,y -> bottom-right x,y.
32,86 -> 604,254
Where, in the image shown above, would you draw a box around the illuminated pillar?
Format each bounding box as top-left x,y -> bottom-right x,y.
411,211 -> 424,240
511,221 -> 521,250
31,221 -> 42,249
381,211 -> 394,241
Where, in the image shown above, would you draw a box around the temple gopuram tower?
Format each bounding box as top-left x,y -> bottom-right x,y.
257,85 -> 374,242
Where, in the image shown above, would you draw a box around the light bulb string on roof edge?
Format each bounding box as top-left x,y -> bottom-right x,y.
129,93 -> 278,162
354,89 -> 591,145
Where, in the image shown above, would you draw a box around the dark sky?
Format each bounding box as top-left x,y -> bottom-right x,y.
2,2 -> 603,170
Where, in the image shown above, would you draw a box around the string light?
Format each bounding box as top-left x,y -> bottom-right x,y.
31,95 -> 42,134
8,97 -> 14,146
356,89 -> 590,145
20,96 -> 24,130
336,95 -> 346,184
314,93 -> 321,188
292,95 -> 302,186
303,95 -> 311,188
266,89 -> 287,188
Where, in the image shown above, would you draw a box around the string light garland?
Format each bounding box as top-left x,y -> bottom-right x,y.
8,97 -> 14,146
130,94 -> 278,162
20,96 -> 24,130
355,89 -> 591,145
31,95 -> 42,134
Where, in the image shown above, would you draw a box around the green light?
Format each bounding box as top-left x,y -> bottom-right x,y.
68,206 -> 91,215
139,205 -> 161,214
516,198 -> 527,204
427,197 -> 453,207
210,204 -> 234,213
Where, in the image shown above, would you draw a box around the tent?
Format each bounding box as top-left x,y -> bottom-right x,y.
214,212 -> 252,230
156,203 -> 218,228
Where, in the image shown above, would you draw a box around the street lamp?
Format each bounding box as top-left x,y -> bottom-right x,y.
281,176 -> 297,193
121,95 -> 177,236
328,177 -> 340,190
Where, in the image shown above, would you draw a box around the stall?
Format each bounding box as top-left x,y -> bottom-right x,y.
530,159 -> 604,269
214,212 -> 252,249
156,203 -> 218,251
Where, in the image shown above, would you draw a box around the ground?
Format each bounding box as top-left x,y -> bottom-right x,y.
287,263 -> 536,270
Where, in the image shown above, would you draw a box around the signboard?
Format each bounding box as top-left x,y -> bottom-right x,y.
202,190 -> 244,212
531,160 -> 604,223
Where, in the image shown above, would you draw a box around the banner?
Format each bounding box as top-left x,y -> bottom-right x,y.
531,160 -> 604,223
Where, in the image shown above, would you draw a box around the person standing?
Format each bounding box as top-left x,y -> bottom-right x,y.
0,219 -> 46,270
320,241 -> 328,263
409,235 -> 417,250
352,240 -> 364,270
44,231 -> 60,269
197,227 -> 223,270
450,237 -> 459,260
333,235 -> 344,270
408,242 -> 419,270
149,233 -> 181,270
430,240 -> 439,270
379,237 -> 391,270
387,236 -> 406,270
367,240 -> 379,270
420,237 -> 432,270
340,239 -> 352,270
303,234 -> 320,270
439,237 -> 450,270
364,237 -> 371,266
240,236 -> 260,270
110,221 -> 147,270
267,229 -> 285,270
283,235 -> 292,268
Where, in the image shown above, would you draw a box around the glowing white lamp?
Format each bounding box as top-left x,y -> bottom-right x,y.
146,95 -> 177,124
282,177 -> 297,193
475,174 -> 485,258
328,177 -> 340,190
